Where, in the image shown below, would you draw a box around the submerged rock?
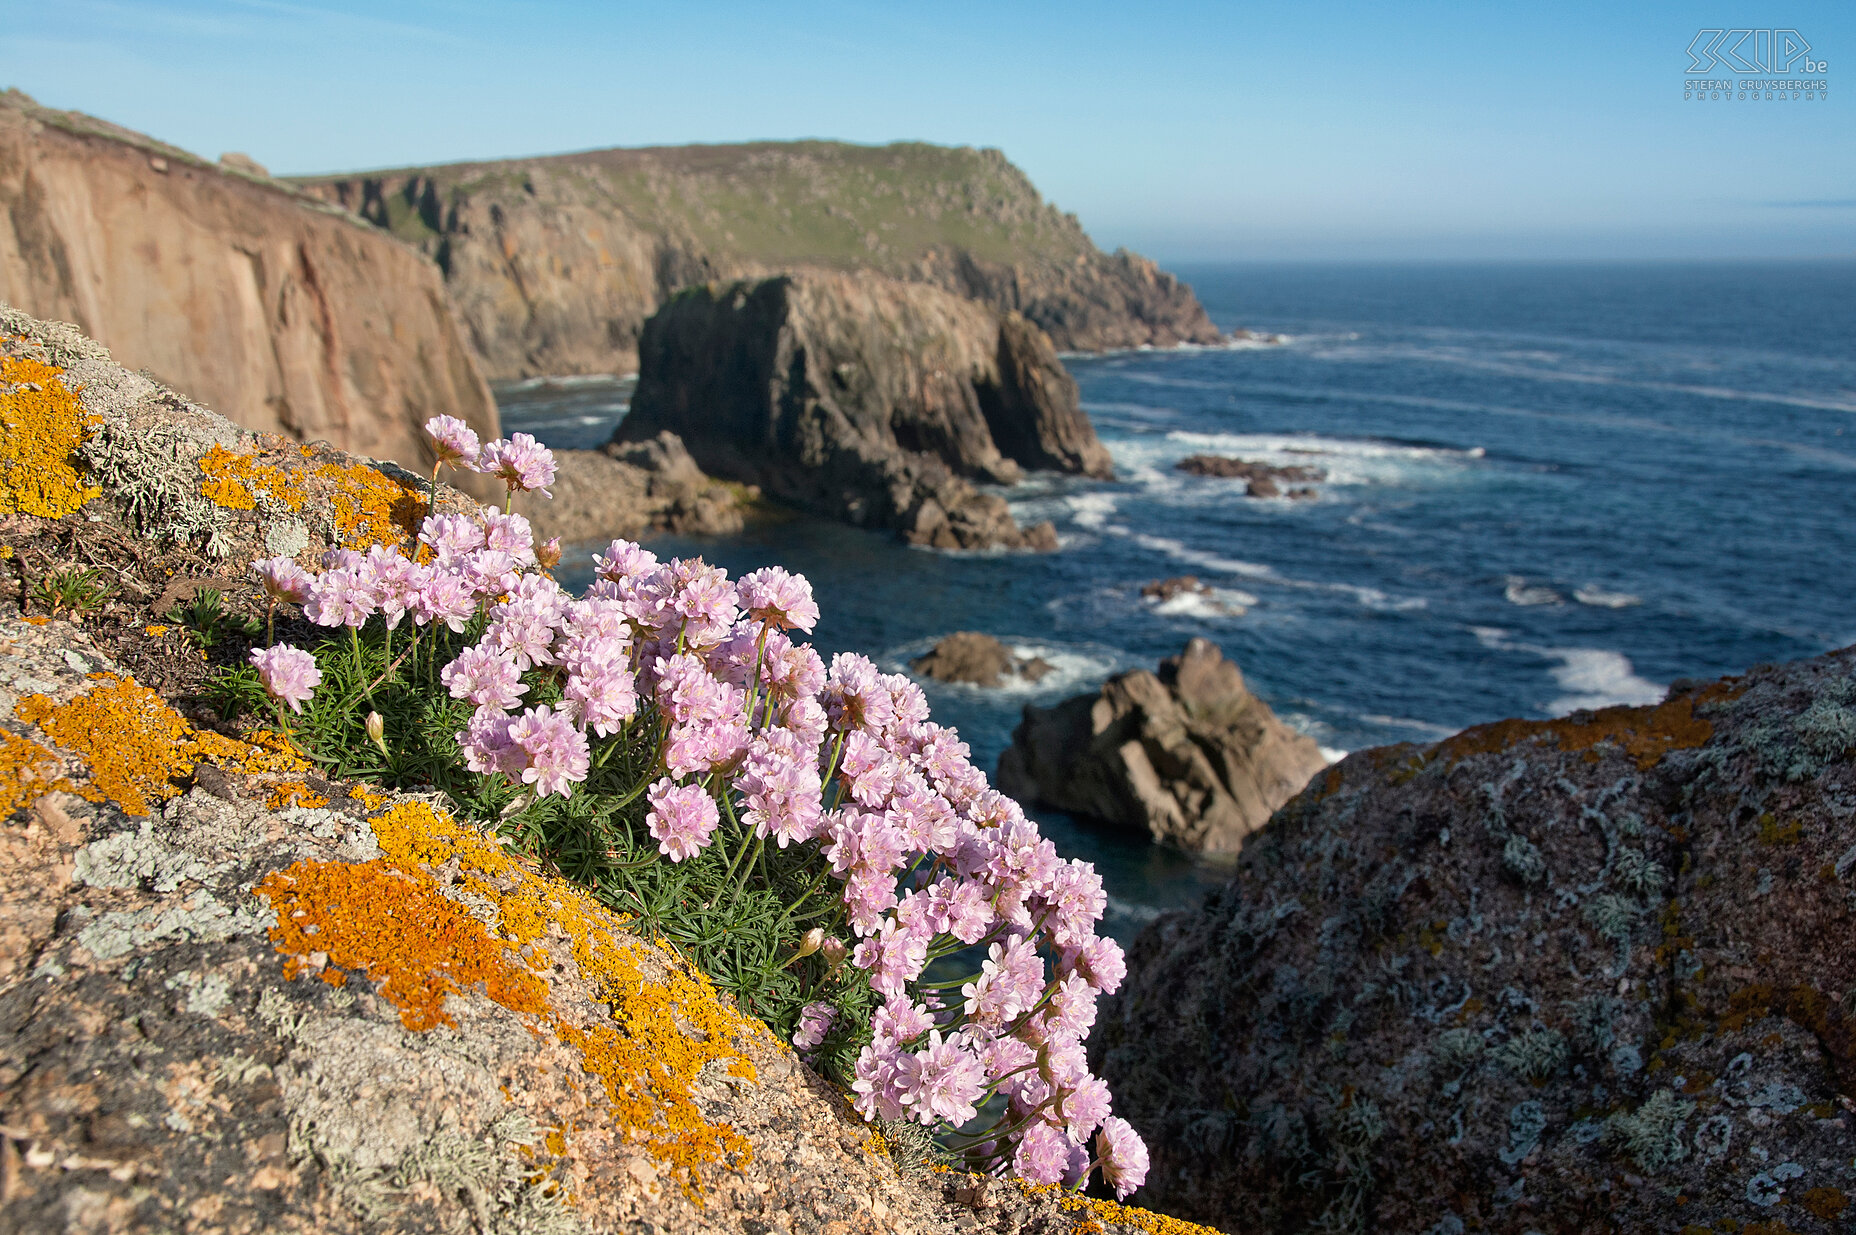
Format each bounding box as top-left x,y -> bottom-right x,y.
1175,453 -> 1327,492
1096,653 -> 1856,1233
909,632 -> 1054,688
996,639 -> 1327,853
616,270 -> 1107,549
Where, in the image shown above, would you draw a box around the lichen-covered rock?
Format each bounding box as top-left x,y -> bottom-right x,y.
1095,653 -> 1856,1233
0,306 -> 1208,1235
998,639 -> 1328,854
614,270 -> 1103,549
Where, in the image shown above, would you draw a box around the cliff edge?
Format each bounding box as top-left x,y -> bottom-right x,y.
295,140 -> 1222,379
0,91 -> 499,492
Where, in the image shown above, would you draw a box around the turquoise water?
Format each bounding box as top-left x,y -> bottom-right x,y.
497,260 -> 1856,938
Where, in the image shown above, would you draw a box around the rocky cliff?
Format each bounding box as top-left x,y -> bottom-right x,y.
615,270 -> 1109,549
997,639 -> 1328,854
293,140 -> 1222,379
0,305 -> 1203,1235
0,92 -> 499,492
1096,654 -> 1856,1233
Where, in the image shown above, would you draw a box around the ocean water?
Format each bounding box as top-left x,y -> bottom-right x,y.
497,260 -> 1856,938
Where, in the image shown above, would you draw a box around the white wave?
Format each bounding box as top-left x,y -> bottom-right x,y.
1148,430 -> 1483,490
1468,627 -> 1663,715
1320,746 -> 1350,765
1104,895 -> 1164,925
1504,576 -> 1564,607
1574,585 -> 1643,609
500,372 -> 635,391
1358,713 -> 1460,739
1128,532 -> 1277,579
1150,587 -> 1256,619
1067,492 -> 1119,530
1544,648 -> 1664,714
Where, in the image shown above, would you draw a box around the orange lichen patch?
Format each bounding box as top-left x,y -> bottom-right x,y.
265,780 -> 328,810
1427,681 -> 1744,772
143,624 -> 170,636
1013,1181 -> 1224,1234
1798,1187 -> 1848,1220
197,444 -> 421,550
348,784 -> 389,811
256,859 -> 552,1031
17,674 -> 197,816
14,674 -> 313,815
0,728 -> 62,815
233,728 -> 314,775
0,353 -> 100,518
261,796 -> 755,1199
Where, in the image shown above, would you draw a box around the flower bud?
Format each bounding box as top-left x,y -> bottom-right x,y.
793,927 -> 825,959
536,536 -> 563,571
819,935 -> 847,971
365,710 -> 389,758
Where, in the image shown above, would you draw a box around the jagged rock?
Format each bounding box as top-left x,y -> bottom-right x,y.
615,270 -> 1104,549
1141,576 -> 1204,602
294,142 -> 1221,379
0,92 -> 500,501
1175,454 -> 1326,485
997,639 -> 1326,853
910,632 -> 1054,688
513,431 -> 748,547
1095,653 -> 1856,1233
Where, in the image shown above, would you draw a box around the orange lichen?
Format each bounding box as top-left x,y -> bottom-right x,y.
0,353 -> 101,518
259,796 -> 755,1198
1426,680 -> 1744,772
257,859 -> 551,1031
17,674 -> 197,815
15,674 -> 312,815
197,444 -> 420,550
1798,1187 -> 1848,1220
1013,1180 -> 1225,1234
266,780 -> 328,810
0,728 -> 61,815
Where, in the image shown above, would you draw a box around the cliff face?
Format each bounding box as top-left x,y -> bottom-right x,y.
616,270 -> 1107,549
1096,654 -> 1856,1233
294,141 -> 1222,379
0,93 -> 498,490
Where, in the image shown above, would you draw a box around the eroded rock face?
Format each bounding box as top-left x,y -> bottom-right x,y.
293,142 -> 1222,379
616,271 -> 1106,548
0,93 -> 499,498
1096,654 -> 1856,1234
996,639 -> 1327,853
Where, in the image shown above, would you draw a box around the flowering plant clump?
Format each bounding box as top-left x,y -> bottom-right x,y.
213,418 -> 1148,1197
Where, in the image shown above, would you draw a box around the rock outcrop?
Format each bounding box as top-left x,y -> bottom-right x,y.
1096,655 -> 1856,1233
1176,454 -> 1326,499
0,92 -> 499,496
997,639 -> 1327,853
615,271 -> 1107,549
0,305 -> 1204,1235
294,141 -> 1222,379
910,632 -> 1054,688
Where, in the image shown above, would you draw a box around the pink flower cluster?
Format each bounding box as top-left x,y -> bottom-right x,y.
240,424 -> 1147,1197
423,416 -> 556,498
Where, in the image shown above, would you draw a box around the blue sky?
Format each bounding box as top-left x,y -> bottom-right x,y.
4,1 -> 1852,260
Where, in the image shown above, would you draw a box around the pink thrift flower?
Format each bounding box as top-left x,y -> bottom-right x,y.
850,1042 -> 907,1122
1065,935 -> 1127,995
737,565 -> 819,632
440,644 -> 528,712
872,996 -> 935,1048
481,508 -> 538,565
792,1002 -> 836,1051
251,556 -> 312,603
477,432 -> 556,497
896,1030 -> 986,1127
303,567 -> 375,628
506,705 -> 590,798
822,653 -> 894,735
1096,1117 -> 1150,1200
460,708 -> 525,778
563,664 -> 638,737
412,571 -> 477,633
1058,1073 -> 1112,1143
424,415 -> 482,471
644,778 -> 720,862
418,513 -> 486,563
1013,1123 -> 1072,1186
593,538 -> 659,585
249,644 -> 320,713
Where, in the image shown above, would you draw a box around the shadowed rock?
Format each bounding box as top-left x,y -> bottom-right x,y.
615,270 -> 1108,549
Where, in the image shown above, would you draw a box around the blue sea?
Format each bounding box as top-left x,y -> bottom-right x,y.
498,261 -> 1856,939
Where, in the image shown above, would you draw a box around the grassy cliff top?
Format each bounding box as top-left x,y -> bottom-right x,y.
290,139 -> 1101,272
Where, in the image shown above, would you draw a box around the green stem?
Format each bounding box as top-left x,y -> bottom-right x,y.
349,625 -> 375,701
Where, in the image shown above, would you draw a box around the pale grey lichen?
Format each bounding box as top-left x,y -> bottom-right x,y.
1610,847 -> 1666,897
164,968 -> 233,1017
1603,1089 -> 1694,1172
73,823 -> 221,891
79,419 -> 237,556
1495,1028 -> 1569,1082
1434,1027 -> 1485,1075
1498,1100 -> 1547,1165
1502,833 -> 1547,885
76,893 -> 270,960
